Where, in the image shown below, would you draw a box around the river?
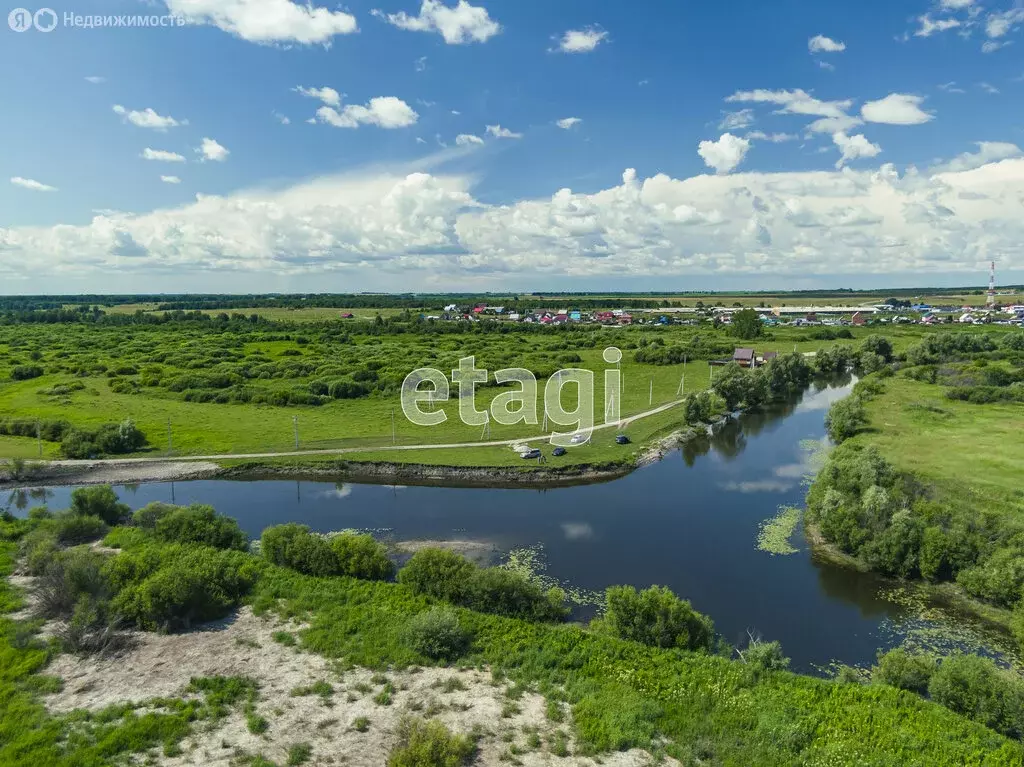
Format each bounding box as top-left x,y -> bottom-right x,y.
4,377 -> 1009,674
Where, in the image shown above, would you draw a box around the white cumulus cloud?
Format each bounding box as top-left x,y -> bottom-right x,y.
698,133 -> 751,174
726,89 -> 852,119
10,177 -> 57,192
554,26 -> 608,53
196,138 -> 230,162
486,124 -> 522,139
808,34 -> 846,53
113,105 -> 183,130
165,0 -> 357,44
455,133 -> 484,146
373,0 -> 500,44
861,93 -> 933,125
930,141 -> 1022,173
914,15 -> 961,37
746,131 -> 798,143
986,8 -> 1024,38
719,109 -> 755,130
142,148 -> 186,162
5,160 -> 1024,286
160,175 -> 182,184
315,97 -> 419,129
294,86 -> 342,107
556,117 -> 582,130
832,132 -> 882,168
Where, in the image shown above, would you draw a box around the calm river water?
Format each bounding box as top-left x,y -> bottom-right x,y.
7,378 -> 1005,674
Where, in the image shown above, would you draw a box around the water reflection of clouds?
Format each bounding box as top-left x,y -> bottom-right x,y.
795,384 -> 853,413
561,522 -> 594,540
718,479 -> 795,494
321,484 -> 353,500
773,463 -> 807,479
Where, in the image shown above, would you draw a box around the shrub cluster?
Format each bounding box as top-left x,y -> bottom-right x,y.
260,524 -> 394,581
403,607 -> 472,660
872,650 -> 1024,739
599,585 -> 715,652
397,548 -> 568,622
154,504 -> 248,551
61,419 -> 147,459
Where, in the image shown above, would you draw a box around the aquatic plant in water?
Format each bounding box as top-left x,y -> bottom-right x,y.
501,544 -> 603,608
756,506 -> 801,556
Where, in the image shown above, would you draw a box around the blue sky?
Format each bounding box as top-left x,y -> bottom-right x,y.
2,0 -> 1023,293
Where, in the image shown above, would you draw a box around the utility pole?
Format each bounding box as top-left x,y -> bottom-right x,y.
293,416 -> 299,451
167,419 -> 173,454
649,378 -> 653,406
391,408 -> 396,445
36,420 -> 42,458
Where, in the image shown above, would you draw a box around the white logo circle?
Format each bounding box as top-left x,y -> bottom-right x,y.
34,7 -> 57,32
8,7 -> 33,31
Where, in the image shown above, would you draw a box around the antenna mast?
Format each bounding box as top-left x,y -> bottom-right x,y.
988,261 -> 997,308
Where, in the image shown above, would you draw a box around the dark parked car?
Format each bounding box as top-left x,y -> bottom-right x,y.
552,446 -> 567,457
615,435 -> 631,445
520,448 -> 542,459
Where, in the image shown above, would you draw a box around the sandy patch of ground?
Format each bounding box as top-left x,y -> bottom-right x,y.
4,460 -> 220,489
42,607 -> 666,767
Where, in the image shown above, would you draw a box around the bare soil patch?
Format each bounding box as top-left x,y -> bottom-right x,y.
42,607 -> 667,767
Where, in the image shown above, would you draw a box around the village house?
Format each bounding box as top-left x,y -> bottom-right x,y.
733,348 -> 756,368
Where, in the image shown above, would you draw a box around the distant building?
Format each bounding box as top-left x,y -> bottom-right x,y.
805,312 -> 818,323
617,313 -> 633,325
733,348 -> 756,368
851,312 -> 867,326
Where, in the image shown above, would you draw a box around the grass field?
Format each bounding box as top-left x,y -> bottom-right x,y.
103,305 -> 409,322
0,320 -> 1017,466
854,376 -> 1024,520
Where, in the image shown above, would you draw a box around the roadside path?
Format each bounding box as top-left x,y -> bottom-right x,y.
41,398 -> 687,467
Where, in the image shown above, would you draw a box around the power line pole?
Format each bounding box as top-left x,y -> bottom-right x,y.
36,420 -> 42,458
167,419 -> 173,454
649,378 -> 653,406
293,416 -> 299,451
391,408 -> 396,445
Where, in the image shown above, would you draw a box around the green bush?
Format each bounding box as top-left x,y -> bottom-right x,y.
112,546 -> 261,631
403,607 -> 472,660
11,364 -> 44,380
928,654 -> 1024,738
465,567 -> 567,622
398,548 -> 565,621
387,717 -> 476,767
824,397 -> 867,444
861,335 -> 894,363
329,532 -> 395,581
70,485 -> 130,524
155,504 -> 248,551
741,639 -> 791,672
872,649 -> 936,694
34,546 -> 110,619
133,502 -> 179,530
20,527 -> 61,575
397,548 -> 476,603
49,513 -> 109,545
103,526 -> 151,550
601,585 -> 714,652
956,547 -> 1024,607
261,524 -> 334,576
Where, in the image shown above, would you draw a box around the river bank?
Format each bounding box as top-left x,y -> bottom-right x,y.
0,424 -> 710,491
